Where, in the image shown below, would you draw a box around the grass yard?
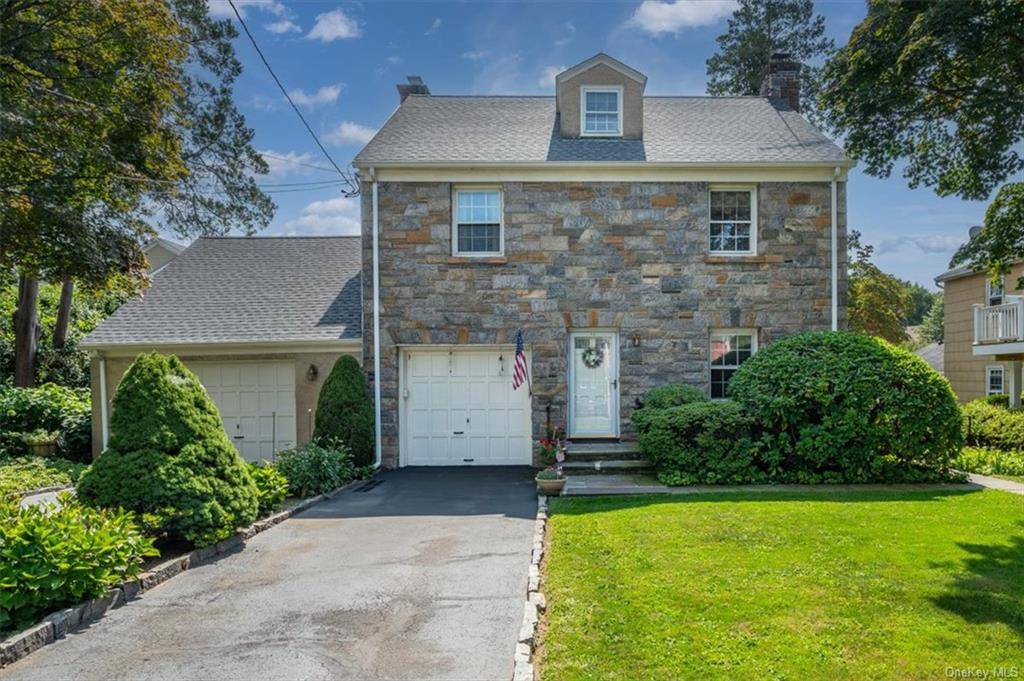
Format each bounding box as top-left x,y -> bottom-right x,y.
540,490 -> 1023,680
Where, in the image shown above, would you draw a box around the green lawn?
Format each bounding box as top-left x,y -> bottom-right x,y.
541,490 -> 1023,680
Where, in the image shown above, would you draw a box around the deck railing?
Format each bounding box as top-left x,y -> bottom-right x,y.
974,297 -> 1024,344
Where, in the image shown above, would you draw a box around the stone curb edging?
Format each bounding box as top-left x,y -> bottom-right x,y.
512,494 -> 549,681
0,477 -> 366,668
10,484 -> 74,500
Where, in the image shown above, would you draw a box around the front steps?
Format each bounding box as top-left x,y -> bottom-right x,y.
562,441 -> 652,475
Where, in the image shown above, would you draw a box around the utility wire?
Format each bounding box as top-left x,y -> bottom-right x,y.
261,152 -> 340,174
227,0 -> 359,197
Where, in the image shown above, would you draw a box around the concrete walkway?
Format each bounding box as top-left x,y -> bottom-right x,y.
4,467 -> 537,681
967,472 -> 1024,495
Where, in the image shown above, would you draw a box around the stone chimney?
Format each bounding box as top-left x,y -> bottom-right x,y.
760,53 -> 802,112
397,76 -> 430,103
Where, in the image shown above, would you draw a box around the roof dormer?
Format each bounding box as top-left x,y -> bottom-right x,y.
555,54 -> 647,139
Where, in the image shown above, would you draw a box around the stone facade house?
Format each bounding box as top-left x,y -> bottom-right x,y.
354,53 -> 851,468
936,232 -> 1024,404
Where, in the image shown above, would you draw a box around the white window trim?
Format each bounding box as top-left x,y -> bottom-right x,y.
708,184 -> 758,255
709,328 -> 759,400
580,85 -> 623,137
986,276 -> 1005,307
451,185 -> 504,257
986,365 -> 1005,396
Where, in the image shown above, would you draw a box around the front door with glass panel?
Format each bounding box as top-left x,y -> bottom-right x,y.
569,332 -> 619,438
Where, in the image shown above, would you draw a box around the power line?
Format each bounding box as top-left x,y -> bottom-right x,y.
227,0 -> 359,197
261,152 -> 340,174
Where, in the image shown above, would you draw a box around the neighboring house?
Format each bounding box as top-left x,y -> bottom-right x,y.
936,235 -> 1024,404
82,237 -> 362,460
142,237 -> 186,273
914,342 -> 944,375
353,52 -> 851,468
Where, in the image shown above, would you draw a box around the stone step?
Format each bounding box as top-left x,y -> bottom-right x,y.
564,441 -> 642,462
560,459 -> 652,475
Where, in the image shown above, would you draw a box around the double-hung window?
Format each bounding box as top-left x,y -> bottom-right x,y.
987,365 -> 1005,396
986,276 -> 1005,307
710,330 -> 757,399
453,187 -> 503,256
581,87 -> 622,136
709,187 -> 756,254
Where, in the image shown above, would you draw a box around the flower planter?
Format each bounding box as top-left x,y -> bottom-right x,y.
26,442 -> 57,457
535,476 -> 567,496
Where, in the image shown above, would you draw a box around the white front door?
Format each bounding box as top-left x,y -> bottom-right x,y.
400,348 -> 532,466
568,332 -> 619,438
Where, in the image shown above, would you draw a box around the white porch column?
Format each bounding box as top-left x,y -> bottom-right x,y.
1008,360 -> 1022,408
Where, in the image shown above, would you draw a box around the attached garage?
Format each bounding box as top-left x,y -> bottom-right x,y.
83,236 -> 363,460
399,347 -> 532,466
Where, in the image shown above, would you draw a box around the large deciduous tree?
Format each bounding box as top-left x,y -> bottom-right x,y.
1,0 -> 274,386
847,232 -> 913,345
706,0 -> 834,115
821,0 -> 1024,283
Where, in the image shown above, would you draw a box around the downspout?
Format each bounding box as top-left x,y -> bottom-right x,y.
370,169 -> 383,469
98,354 -> 109,452
831,166 -> 840,331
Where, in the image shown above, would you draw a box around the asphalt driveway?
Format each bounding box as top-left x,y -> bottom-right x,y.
5,467 -> 537,681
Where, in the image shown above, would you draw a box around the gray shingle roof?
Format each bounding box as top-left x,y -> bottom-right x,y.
354,96 -> 849,166
84,237 -> 361,347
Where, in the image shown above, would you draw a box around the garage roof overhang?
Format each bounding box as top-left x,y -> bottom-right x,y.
84,338 -> 361,357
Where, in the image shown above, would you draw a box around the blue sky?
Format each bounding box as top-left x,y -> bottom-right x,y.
206,0 -> 994,289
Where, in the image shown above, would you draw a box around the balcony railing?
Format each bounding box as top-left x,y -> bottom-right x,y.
974,296 -> 1024,344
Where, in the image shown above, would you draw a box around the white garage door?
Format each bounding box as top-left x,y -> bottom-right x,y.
401,348 -> 531,466
190,361 -> 296,462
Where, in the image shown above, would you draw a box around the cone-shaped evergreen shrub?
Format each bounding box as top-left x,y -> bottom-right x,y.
313,355 -> 375,466
77,353 -> 258,546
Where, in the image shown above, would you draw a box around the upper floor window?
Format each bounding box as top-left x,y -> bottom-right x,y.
581,87 -> 622,136
453,187 -> 503,256
987,365 -> 1005,396
710,330 -> 757,399
709,187 -> 756,254
986,276 -> 1005,307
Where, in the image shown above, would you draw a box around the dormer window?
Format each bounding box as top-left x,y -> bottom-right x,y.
581,87 -> 622,137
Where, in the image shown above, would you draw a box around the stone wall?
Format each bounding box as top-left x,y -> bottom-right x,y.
362,180 -> 847,467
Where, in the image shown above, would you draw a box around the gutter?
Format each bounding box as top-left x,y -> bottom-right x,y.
831,166 -> 840,331
370,168 -> 383,469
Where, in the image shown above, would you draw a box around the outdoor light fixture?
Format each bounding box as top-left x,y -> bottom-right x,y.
306,364 -> 318,381
632,334 -> 641,347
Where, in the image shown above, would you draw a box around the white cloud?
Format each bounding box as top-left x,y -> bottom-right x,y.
472,53 -> 525,94
461,50 -> 491,61
283,196 -> 361,236
628,0 -> 736,35
387,55 -> 402,64
325,121 -> 377,146
287,84 -> 341,108
259,150 -> 316,177
877,234 -> 966,256
265,19 -> 300,34
425,17 -> 442,35
307,9 -> 361,42
207,0 -> 284,19
538,65 -> 566,90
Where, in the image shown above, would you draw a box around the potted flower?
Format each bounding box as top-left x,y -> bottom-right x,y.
535,466 -> 567,495
23,429 -> 59,457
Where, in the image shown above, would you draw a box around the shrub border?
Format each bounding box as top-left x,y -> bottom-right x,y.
0,477 -> 366,668
512,494 -> 548,681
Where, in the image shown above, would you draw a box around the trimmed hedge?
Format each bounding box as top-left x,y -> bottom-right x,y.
0,494 -> 157,632
632,383 -> 709,435
77,353 -> 259,547
729,332 -> 961,482
962,399 -> 1024,450
313,356 -> 375,467
0,384 -> 91,461
637,401 -> 760,486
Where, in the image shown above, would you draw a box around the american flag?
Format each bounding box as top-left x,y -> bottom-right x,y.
512,329 -> 530,391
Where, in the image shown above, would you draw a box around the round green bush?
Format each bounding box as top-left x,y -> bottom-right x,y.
275,441 -> 355,497
76,353 -> 259,547
312,355 -> 375,467
729,331 -> 961,481
962,399 -> 1024,450
637,400 -> 760,486
632,383 -> 709,434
